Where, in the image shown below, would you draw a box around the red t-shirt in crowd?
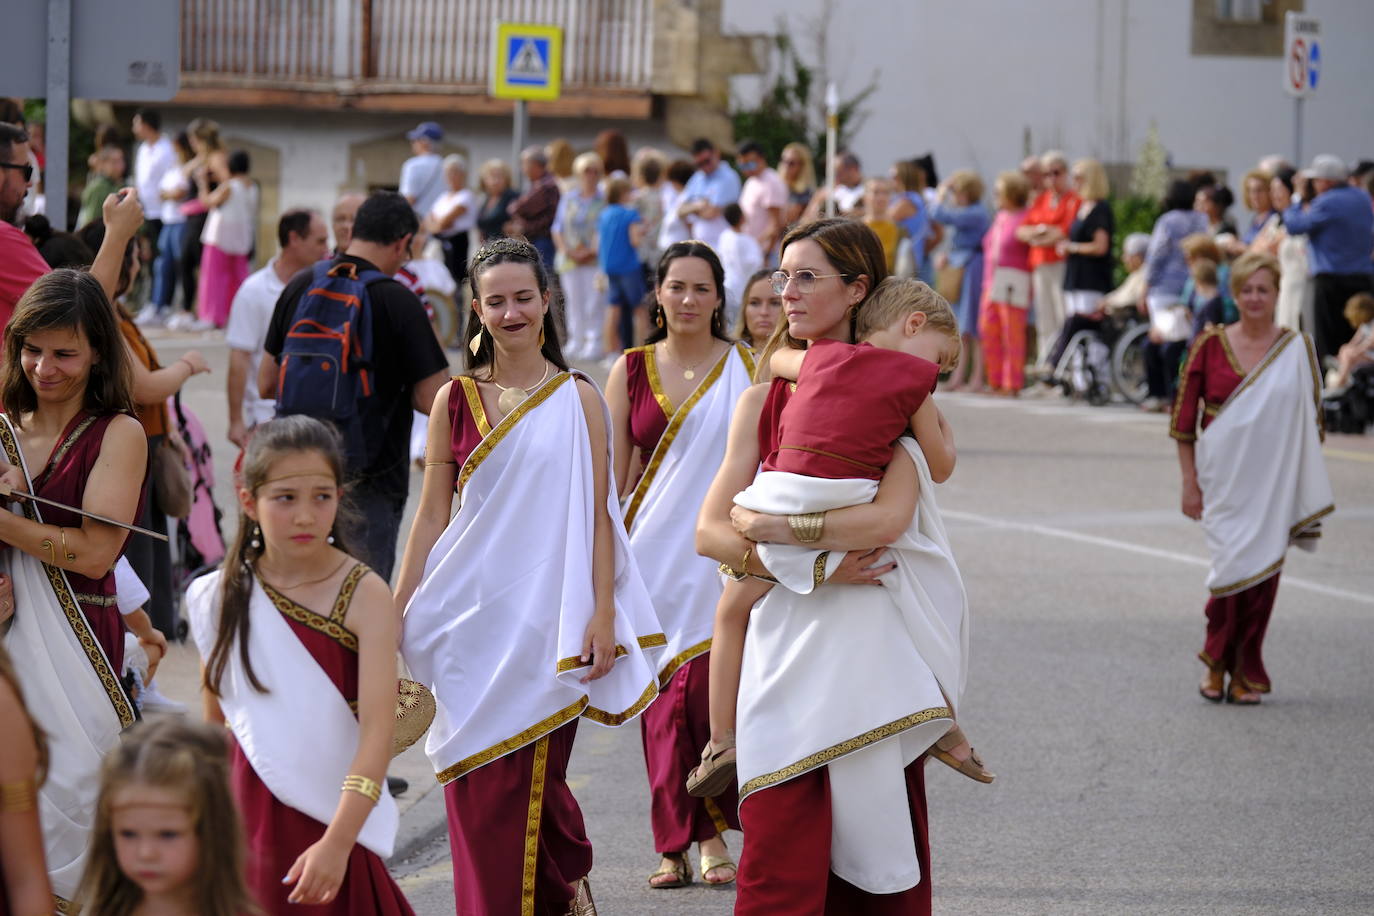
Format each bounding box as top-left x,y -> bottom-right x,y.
1024,189 -> 1080,270
763,338 -> 939,480
0,221 -> 50,342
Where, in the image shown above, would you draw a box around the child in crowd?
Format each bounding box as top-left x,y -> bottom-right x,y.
74,718 -> 257,916
1188,258 -> 1227,341
187,416 -> 413,914
597,176 -> 649,355
1327,291 -> 1374,393
687,278 -> 993,798
863,178 -> 902,272
717,202 -> 764,330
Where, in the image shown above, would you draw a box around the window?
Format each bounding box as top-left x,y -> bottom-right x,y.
1192,0 -> 1303,57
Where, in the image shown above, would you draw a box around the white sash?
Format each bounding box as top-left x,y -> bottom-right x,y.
401,373 -> 664,785
185,571 -> 399,858
1195,331 -> 1333,596
735,441 -> 963,894
623,344 -> 754,685
0,414 -> 133,904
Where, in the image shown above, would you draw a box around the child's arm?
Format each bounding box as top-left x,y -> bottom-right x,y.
0,678 -> 53,915
768,347 -> 807,382
909,398 -> 956,483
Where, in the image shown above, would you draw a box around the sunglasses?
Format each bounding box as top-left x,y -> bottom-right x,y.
771,270 -> 845,295
0,162 -> 34,182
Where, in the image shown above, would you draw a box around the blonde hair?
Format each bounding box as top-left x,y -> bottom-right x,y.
1241,169 -> 1274,211
546,138 -> 575,179
1229,251 -> 1281,297
948,169 -> 984,203
856,277 -> 961,371
478,158 -> 511,188
1343,291 -> 1374,329
1040,149 -> 1068,171
1073,157 -> 1110,202
605,176 -> 631,204
1190,257 -> 1218,287
780,141 -> 816,193
76,719 -> 259,916
572,151 -> 603,177
1181,233 -> 1222,263
995,171 -> 1031,209
732,267 -> 777,346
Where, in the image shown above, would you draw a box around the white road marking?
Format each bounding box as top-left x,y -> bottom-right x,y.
945,508 -> 1374,607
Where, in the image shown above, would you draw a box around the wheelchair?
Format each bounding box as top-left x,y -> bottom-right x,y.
1051,305 -> 1149,405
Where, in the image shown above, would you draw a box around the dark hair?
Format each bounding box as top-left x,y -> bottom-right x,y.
227,149 -> 250,175
27,213 -> 95,268
22,214 -> 51,247
277,208 -> 316,249
690,138 -> 716,155
133,108 -> 161,132
639,156 -> 662,186
594,129 -> 631,177
0,122 -> 28,161
1162,179 -> 1196,213
173,129 -> 194,161
0,98 -> 25,126
466,237 -> 569,373
94,123 -> 121,150
915,153 -> 938,187
738,139 -> 765,158
723,202 -> 744,228
1187,169 -> 1217,191
646,240 -> 731,345
207,416 -> 353,697
1,269 -> 136,420
351,191 -> 418,245
838,150 -> 862,171
667,159 -> 695,187
1199,184 -> 1234,212
75,220 -> 138,302
1272,166 -> 1297,195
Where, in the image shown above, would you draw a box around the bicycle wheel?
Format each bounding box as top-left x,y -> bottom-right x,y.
1111,322 -> 1150,405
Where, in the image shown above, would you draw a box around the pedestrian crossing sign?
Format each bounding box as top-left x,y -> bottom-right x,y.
491,22 -> 562,101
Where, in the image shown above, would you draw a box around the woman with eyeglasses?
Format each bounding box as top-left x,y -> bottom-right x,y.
605,241 -> 755,889
1017,151 -> 1081,369
696,218 -> 951,913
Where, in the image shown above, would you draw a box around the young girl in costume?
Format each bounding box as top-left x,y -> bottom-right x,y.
688,277 -> 993,797
74,718 -> 257,916
188,416 -> 412,914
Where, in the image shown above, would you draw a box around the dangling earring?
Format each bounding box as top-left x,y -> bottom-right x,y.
539,325 -> 546,347
469,324 -> 485,356
655,310 -> 665,329
250,524 -> 261,550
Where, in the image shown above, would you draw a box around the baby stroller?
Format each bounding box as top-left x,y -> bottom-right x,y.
1054,304 -> 1148,405
170,393 -> 226,639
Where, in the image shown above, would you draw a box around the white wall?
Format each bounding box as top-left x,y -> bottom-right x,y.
726,0 -> 1374,202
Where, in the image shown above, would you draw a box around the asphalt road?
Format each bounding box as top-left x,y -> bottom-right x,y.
150,327 -> 1374,915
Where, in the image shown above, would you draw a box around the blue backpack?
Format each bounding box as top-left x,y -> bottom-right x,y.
275,260 -> 387,469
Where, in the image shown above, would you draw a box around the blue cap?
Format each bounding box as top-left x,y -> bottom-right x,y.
407,121 -> 443,142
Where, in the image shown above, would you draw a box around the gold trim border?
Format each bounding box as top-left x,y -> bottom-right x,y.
436,697 -> 588,785
739,705 -> 953,797
657,637 -> 712,689
583,679 -> 658,726
257,574 -> 360,652
458,373 -> 571,492
458,375 -> 494,438
1207,504 -> 1334,597
521,735 -> 549,916
555,633 -> 667,673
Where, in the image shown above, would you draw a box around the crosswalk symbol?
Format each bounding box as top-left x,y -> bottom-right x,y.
491,23 -> 562,100
508,39 -> 547,84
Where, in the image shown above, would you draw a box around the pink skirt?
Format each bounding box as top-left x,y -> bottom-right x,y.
197,243 -> 249,328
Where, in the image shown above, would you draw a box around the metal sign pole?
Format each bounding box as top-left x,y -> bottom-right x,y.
1294,97 -> 1304,169
512,99 -> 528,190
46,0 -> 72,230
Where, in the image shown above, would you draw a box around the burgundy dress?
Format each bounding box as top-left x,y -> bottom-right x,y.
735,378 -> 933,916
1170,327 -> 1282,692
623,348 -> 743,856
230,563 -> 414,916
441,377 -> 594,916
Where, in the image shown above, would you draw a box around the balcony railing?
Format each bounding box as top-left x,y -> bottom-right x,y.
181,0 -> 655,93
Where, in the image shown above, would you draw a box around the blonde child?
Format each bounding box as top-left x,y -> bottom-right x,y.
1327,291 -> 1374,392
187,416 -> 413,914
863,177 -> 902,271
74,718 -> 257,916
687,278 -> 993,798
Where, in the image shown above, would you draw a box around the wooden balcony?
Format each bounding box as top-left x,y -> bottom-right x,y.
175,0 -> 656,119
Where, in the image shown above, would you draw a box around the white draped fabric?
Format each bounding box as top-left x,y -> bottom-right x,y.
1195,330 -> 1333,596
0,414 -> 134,904
186,571 -> 400,858
623,343 -> 754,685
402,372 -> 664,785
735,440 -> 966,894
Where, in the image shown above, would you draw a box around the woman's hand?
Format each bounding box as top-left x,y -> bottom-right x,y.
827,548 -> 896,586
283,835 -> 351,905
178,350 -> 211,376
0,462 -> 27,503
1181,479 -> 1204,521
729,505 -> 789,543
579,611 -> 616,683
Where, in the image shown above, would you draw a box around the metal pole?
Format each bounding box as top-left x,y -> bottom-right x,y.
1293,97 -> 1304,168
512,99 -> 528,190
46,0 -> 72,230
824,82 -> 837,218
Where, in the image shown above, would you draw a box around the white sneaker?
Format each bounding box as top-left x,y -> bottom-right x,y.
134,306 -> 166,327
138,679 -> 188,715
186,318 -> 216,332
163,312 -> 192,331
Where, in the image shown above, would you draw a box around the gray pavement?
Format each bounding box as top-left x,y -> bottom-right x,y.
148,327 -> 1374,915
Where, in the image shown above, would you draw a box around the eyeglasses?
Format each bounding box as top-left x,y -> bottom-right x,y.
771,270 -> 845,295
0,162 -> 34,182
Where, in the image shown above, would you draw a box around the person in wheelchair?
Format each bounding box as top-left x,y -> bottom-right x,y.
1046,232 -> 1150,393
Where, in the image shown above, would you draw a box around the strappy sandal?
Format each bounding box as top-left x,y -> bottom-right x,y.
568,877 -> 597,915
648,852 -> 692,889
931,725 -> 995,784
700,854 -> 738,886
1226,679 -> 1261,706
1199,668 -> 1225,703
685,737 -> 737,798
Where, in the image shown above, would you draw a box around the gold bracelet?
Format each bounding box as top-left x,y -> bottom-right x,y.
424,459 -> 457,466
59,527 -> 76,562
341,775 -> 382,804
740,545 -> 754,577
788,511 -> 825,544
0,778 -> 38,814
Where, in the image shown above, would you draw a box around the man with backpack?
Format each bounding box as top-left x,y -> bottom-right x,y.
258,191 -> 449,580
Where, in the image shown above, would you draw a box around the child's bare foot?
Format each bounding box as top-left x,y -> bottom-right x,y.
931,724 -> 995,783
685,734 -> 737,798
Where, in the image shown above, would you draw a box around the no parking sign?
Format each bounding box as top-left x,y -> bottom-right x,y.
1283,12 -> 1321,98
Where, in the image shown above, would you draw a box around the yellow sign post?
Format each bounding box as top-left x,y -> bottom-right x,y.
490,22 -> 563,186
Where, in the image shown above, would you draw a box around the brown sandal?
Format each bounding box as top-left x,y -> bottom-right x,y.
685,737 -> 737,798
648,853 -> 692,889
1226,679 -> 1261,706
568,876 -> 597,915
1199,668 -> 1225,703
931,725 -> 995,784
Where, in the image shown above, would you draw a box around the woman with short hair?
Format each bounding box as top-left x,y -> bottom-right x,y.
1046,158 -> 1116,373
931,170 -> 991,391
1140,180 -> 1209,409
552,152 -> 607,359
475,159 -> 518,244
426,154 -> 477,291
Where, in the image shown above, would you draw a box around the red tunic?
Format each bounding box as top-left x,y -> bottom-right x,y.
1169,327 -> 1244,442
764,340 -> 938,480
447,377 -> 488,472
230,564 -> 415,916
623,347 -> 671,464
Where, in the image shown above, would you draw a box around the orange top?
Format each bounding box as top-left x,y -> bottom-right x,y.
118,316 -> 169,438
1024,189 -> 1081,269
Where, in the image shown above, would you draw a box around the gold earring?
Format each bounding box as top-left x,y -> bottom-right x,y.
539,325 -> 546,347
655,311 -> 665,329
469,325 -> 485,356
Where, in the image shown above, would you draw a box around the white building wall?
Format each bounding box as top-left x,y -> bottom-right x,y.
726,0 -> 1374,203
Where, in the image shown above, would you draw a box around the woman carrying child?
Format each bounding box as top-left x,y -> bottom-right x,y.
395,238 -> 664,915
188,416 -> 413,913
606,241 -> 755,888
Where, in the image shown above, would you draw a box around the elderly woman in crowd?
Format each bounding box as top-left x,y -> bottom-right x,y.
1253,167 -> 1314,332
1140,179 -> 1209,410
475,159 -> 518,244
931,169 -> 991,391
553,152 -> 607,360
1018,151 -> 1080,370
1045,158 -> 1115,373
1170,252 -> 1332,706
426,154 -> 477,291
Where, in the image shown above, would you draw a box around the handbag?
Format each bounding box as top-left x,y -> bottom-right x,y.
990,267 -> 1032,308
151,433 -> 193,519
936,264 -> 965,304
393,677 -> 436,757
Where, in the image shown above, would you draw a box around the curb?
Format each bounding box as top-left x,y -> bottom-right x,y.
389,779 -> 448,868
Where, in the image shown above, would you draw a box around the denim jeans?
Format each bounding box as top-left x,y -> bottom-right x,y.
154,221 -> 186,309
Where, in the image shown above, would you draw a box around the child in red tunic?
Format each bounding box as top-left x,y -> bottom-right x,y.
689,277 -> 993,797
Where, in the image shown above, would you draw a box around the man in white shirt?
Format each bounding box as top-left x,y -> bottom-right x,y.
132,109 -> 178,322
678,137 -> 741,249
718,203 -> 764,328
399,122 -> 446,222
803,150 -> 865,221
225,208 -> 329,447
737,140 -> 787,258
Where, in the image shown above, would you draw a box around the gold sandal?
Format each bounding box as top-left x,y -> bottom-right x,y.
685,737 -> 737,798
568,877 -> 597,915
700,853 -> 738,886
931,725 -> 995,784
648,852 -> 692,889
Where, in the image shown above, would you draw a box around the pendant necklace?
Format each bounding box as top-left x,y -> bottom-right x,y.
493,362 -> 552,414
662,342 -> 710,381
